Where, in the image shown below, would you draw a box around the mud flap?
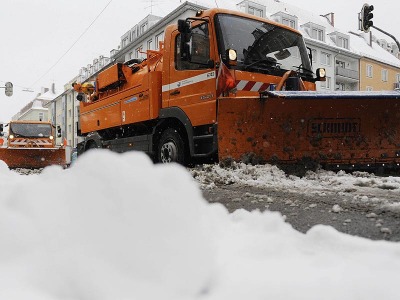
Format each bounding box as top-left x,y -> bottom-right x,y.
0,148 -> 68,169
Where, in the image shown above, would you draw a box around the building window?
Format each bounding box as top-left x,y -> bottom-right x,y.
396,73 -> 400,82
135,46 -> 143,58
337,36 -> 349,49
321,52 -> 331,66
312,28 -> 324,41
121,37 -> 129,48
282,17 -> 296,29
366,64 -> 373,78
311,49 -> 317,63
321,77 -> 331,89
248,6 -> 263,17
38,112 -> 44,121
68,124 -> 72,133
382,69 -> 388,82
155,32 -> 164,50
140,22 -> 148,35
336,83 -> 345,91
68,109 -> 72,118
147,39 -> 153,50
336,60 -> 346,68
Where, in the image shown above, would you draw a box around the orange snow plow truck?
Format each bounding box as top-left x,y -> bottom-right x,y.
74,8 -> 400,172
0,120 -> 71,168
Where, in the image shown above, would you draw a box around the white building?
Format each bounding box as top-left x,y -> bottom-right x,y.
12,84 -> 60,121
45,77 -> 83,149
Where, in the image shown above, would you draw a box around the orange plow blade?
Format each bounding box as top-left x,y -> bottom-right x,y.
0,147 -> 69,169
217,91 -> 400,170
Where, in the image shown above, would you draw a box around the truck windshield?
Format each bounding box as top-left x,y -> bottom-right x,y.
10,123 -> 52,138
214,14 -> 313,77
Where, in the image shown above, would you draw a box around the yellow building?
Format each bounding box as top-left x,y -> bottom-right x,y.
360,57 -> 400,91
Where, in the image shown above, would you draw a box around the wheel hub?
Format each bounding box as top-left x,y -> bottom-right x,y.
160,141 -> 178,163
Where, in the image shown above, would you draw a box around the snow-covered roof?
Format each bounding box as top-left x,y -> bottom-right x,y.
36,88 -> 62,101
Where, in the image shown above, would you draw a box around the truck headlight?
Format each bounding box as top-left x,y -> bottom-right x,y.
316,68 -> 326,81
49,136 -> 54,140
226,49 -> 237,66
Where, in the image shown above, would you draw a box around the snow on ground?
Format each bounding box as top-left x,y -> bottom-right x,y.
191,162 -> 400,213
1,150 -> 400,299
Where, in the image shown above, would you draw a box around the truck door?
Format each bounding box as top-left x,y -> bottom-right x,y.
165,21 -> 217,127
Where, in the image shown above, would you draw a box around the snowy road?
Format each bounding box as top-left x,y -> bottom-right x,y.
191,163 -> 400,241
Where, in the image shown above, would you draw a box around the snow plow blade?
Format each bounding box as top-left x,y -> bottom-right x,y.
0,147 -> 70,169
217,91 -> 400,171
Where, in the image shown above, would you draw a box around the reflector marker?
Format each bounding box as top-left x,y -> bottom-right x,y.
235,80 -> 270,92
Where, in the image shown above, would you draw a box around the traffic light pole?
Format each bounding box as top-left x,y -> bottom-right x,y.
371,25 -> 400,53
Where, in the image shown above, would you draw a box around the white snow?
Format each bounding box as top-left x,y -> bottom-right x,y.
1,150 -> 400,299
192,162 -> 400,213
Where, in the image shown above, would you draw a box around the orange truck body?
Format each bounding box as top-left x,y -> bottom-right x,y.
0,120 -> 71,169
75,8 -> 400,172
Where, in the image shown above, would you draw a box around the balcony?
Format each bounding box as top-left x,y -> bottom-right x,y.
336,66 -> 359,82
394,82 -> 400,90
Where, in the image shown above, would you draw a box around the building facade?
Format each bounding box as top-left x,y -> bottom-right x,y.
45,77 -> 83,148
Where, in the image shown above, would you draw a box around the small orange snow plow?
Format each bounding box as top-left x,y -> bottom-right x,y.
0,120 -> 71,169
217,90 -> 400,171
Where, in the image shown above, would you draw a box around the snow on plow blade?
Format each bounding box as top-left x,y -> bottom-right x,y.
217,90 -> 400,171
0,147 -> 69,169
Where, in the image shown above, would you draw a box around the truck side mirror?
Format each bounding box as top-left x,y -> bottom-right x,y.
178,19 -> 191,61
0,124 -> 3,136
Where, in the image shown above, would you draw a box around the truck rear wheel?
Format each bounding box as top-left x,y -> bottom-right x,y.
157,128 -> 186,165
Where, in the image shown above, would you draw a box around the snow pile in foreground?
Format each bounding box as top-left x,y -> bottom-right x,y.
1,150 -> 400,300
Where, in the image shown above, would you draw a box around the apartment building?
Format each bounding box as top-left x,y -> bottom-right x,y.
45,77 -> 83,148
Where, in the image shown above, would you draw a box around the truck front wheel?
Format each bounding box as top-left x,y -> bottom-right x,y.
157,128 -> 186,165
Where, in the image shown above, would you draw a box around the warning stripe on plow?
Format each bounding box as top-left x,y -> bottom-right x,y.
235,80 -> 271,92
9,138 -> 52,147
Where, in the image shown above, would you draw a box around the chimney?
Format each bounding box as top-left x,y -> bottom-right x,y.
41,87 -> 49,94
321,12 -> 335,27
51,82 -> 56,94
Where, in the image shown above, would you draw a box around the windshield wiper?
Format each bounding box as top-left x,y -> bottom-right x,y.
293,65 -> 314,76
244,58 -> 281,70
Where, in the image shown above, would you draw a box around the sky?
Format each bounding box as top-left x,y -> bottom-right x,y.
1,149 -> 400,299
1,0 -> 399,122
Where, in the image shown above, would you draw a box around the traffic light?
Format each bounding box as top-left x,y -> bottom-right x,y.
361,4 -> 374,33
4,82 -> 13,97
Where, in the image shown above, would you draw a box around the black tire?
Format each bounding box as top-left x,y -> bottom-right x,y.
85,141 -> 98,151
157,128 -> 186,165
